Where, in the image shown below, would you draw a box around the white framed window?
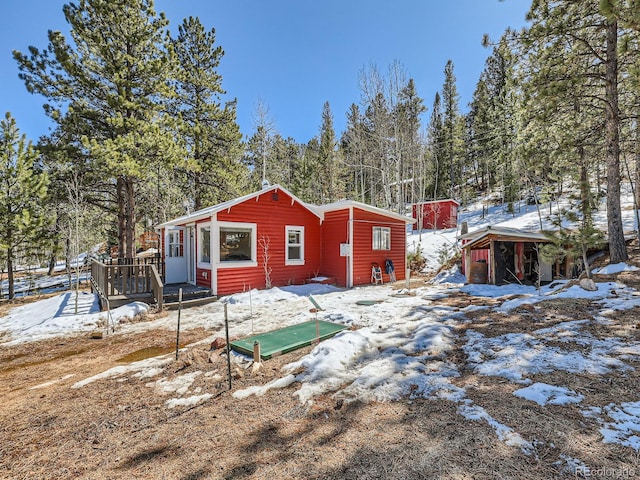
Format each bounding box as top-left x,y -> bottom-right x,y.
217,221 -> 257,268
285,226 -> 305,265
198,224 -> 211,265
372,226 -> 391,250
167,230 -> 182,258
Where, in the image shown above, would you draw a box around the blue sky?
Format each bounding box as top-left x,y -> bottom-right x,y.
2,1 -> 530,144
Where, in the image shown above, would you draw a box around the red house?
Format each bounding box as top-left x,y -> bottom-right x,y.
157,185 -> 413,296
412,199 -> 459,230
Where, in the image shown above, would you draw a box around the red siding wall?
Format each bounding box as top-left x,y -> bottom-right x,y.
214,190 -> 322,296
351,208 -> 407,286
320,209 -> 350,286
412,200 -> 458,230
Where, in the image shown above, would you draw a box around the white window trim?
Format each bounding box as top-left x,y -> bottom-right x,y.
285,225 -> 305,266
197,222 -> 212,268
372,226 -> 391,251
215,221 -> 258,269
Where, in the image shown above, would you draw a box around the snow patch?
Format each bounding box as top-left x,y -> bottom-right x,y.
166,393 -> 212,409
457,402 -> 535,455
513,383 -> 583,406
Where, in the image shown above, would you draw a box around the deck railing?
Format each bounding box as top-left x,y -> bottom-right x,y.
90,259 -> 164,311
104,254 -> 165,280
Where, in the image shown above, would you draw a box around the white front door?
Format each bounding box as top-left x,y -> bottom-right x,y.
165,228 -> 187,284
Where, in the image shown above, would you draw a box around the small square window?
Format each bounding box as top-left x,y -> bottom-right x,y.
372,226 -> 391,250
219,227 -> 253,262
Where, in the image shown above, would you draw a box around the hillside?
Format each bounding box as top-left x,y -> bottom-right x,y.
410,182 -> 638,276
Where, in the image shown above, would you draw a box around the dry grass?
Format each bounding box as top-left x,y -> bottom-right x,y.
3,249 -> 640,479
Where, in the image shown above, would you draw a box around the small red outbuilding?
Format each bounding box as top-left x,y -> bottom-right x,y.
412,199 -> 459,230
157,185 -> 414,296
317,200 -> 413,287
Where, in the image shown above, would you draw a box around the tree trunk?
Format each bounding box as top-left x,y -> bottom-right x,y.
7,248 -> 14,300
579,147 -> 591,225
117,177 -> 126,260
635,117 -> 640,210
65,236 -> 72,290
604,19 -> 628,263
47,255 -> 56,276
125,177 -> 137,259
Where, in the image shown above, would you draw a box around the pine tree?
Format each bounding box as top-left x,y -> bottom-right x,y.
171,16 -> 244,210
394,78 -> 426,210
0,113 -> 49,299
520,0 -> 630,263
341,103 -> 368,202
441,60 -> 464,198
14,0 -> 183,259
37,131 -> 109,276
425,92 -> 445,199
317,101 -> 342,203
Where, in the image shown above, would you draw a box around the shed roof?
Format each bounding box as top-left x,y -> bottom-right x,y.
315,200 -> 415,224
156,184 -> 322,228
460,226 -> 553,250
413,198 -> 460,206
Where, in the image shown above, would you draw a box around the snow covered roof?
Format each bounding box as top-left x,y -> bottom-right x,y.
315,200 -> 415,224
156,184 -> 322,228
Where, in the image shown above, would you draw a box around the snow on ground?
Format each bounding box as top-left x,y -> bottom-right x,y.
593,262 -> 640,275
513,383 -> 584,406
0,292 -> 148,346
0,272 -> 91,298
2,186 -> 640,461
464,315 -> 640,383
583,402 -> 640,451
457,400 -> 536,456
11,277 -> 640,460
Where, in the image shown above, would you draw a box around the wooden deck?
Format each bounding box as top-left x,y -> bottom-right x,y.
91,260 -> 215,311
91,259 -> 164,310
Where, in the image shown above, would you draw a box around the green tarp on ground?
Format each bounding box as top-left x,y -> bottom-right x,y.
230,320 -> 348,360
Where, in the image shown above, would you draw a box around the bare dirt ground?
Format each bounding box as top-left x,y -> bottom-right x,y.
2,249 -> 640,479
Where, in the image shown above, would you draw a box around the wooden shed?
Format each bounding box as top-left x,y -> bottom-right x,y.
459,226 -> 572,285
412,199 -> 459,230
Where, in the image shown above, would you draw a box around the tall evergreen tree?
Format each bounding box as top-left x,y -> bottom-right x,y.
467,76 -> 491,193
521,0 -> 631,263
425,92 -> 445,200
0,113 -> 49,299
317,101 -> 342,203
394,78 -> 426,209
14,0 -> 183,258
441,60 -> 464,198
341,103 -> 368,202
171,16 -> 244,210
